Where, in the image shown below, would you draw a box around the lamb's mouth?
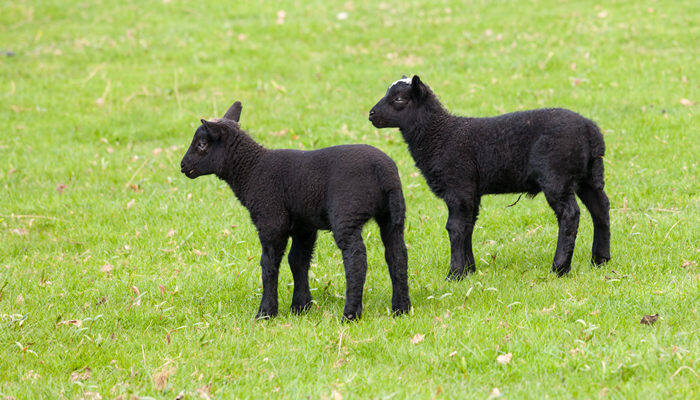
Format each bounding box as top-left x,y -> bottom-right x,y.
369,117 -> 385,128
181,167 -> 197,178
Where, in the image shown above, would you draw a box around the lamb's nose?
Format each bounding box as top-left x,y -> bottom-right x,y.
369,109 -> 375,116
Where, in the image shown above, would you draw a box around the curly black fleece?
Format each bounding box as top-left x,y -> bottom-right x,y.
369,76 -> 610,277
181,101 -> 411,320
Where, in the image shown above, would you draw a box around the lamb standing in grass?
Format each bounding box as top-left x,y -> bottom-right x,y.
369,76 -> 610,278
180,100 -> 411,320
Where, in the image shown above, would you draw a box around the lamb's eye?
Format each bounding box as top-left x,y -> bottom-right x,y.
394,96 -> 405,103
197,141 -> 207,152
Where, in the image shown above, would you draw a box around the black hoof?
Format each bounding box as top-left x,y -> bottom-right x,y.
342,311 -> 362,322
391,306 -> 411,316
391,296 -> 411,315
591,255 -> 611,266
290,299 -> 313,315
446,269 -> 467,281
552,263 -> 571,277
255,308 -> 277,320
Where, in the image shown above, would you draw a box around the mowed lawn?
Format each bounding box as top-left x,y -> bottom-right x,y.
1,0 -> 698,398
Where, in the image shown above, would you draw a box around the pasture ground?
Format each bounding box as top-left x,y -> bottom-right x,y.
1,0 -> 698,398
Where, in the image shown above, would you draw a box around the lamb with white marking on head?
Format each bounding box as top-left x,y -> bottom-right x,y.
369,75 -> 610,278
181,100 -> 411,320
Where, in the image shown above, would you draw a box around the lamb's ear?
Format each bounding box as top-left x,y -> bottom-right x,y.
401,74 -> 408,79
411,75 -> 427,101
223,101 -> 242,122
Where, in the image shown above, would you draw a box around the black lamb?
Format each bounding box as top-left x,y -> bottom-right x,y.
369,76 -> 610,278
180,100 -> 411,320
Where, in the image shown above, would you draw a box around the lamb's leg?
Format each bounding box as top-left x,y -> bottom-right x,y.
377,215 -> 411,315
288,231 -> 317,314
466,196 -> 481,270
333,227 -> 368,321
544,191 -> 580,276
256,236 -> 288,319
576,184 -> 611,265
445,201 -> 476,280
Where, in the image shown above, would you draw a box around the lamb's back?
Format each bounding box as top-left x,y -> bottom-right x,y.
263,145 -> 396,229
447,108 -> 595,195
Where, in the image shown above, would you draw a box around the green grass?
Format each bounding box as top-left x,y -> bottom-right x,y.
1,0 -> 698,398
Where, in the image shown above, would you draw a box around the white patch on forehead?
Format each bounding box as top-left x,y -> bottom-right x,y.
203,117 -> 240,128
389,77 -> 412,88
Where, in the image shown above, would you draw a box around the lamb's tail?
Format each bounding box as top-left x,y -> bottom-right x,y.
586,121 -> 606,190
375,162 -> 406,227
386,187 -> 406,227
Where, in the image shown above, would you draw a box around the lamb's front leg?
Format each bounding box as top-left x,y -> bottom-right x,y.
445,199 -> 476,280
333,228 -> 368,321
256,236 -> 288,319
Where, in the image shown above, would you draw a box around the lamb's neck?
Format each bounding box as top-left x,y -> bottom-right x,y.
218,133 -> 266,204
399,110 -> 453,169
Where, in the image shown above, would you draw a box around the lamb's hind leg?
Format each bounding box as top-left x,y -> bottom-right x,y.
333,226 -> 368,321
288,231 -> 317,314
576,184 -> 611,265
544,191 -> 580,276
377,215 -> 411,315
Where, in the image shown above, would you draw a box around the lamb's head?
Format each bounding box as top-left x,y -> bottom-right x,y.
369,75 -> 431,129
180,101 -> 243,179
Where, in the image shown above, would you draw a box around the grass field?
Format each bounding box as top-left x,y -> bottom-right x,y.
1,0 -> 698,398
